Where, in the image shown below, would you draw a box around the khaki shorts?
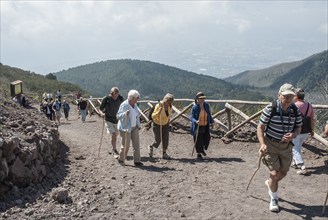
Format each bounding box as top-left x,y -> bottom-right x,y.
262,136 -> 293,172
105,121 -> 118,134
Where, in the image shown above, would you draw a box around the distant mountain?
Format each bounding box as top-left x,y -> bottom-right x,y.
0,64 -> 86,97
54,59 -> 265,100
224,50 -> 327,92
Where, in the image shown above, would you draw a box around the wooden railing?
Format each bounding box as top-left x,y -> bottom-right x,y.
88,98 -> 328,147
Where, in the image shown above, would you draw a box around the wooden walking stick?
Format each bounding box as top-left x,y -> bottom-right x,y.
98,116 -> 105,157
160,102 -> 163,155
122,112 -> 129,165
191,123 -> 200,156
322,191 -> 328,215
246,154 -> 263,190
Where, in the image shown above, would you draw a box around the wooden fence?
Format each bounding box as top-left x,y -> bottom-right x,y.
88,98 -> 328,147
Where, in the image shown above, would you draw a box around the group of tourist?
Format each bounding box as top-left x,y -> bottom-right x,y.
99,83 -> 324,213
99,87 -> 215,166
40,90 -> 70,125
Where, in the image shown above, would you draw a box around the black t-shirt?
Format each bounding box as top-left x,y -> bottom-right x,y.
78,100 -> 88,110
100,95 -> 124,123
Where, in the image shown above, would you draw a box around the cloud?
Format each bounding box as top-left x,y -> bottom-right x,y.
0,1 -> 326,75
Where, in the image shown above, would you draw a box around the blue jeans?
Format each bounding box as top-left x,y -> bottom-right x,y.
292,133 -> 310,166
80,109 -> 87,122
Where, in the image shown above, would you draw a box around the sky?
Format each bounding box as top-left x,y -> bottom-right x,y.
1,0 -> 327,78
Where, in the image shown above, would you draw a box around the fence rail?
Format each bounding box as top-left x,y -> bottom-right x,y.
88,98 -> 328,147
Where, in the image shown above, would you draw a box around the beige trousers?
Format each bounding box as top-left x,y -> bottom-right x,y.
119,126 -> 141,163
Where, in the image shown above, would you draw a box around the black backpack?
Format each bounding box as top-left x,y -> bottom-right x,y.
300,103 -> 312,134
148,104 -> 156,121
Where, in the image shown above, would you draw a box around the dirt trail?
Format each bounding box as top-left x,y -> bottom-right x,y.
3,106 -> 328,219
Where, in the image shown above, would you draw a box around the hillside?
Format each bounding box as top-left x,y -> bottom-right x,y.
0,64 -> 87,98
54,59 -> 265,100
224,60 -> 303,88
224,50 -> 327,92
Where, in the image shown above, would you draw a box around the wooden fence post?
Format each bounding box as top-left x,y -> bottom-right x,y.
224,110 -> 262,137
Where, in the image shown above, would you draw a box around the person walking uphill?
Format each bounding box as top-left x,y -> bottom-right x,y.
148,93 -> 174,159
99,87 -> 124,158
190,92 -> 214,160
62,100 -> 70,121
77,97 -> 88,123
52,98 -> 62,125
116,90 -> 143,166
257,83 -> 303,212
291,88 -> 315,175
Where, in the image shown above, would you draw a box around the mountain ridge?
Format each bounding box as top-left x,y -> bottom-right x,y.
54,59 -> 265,100
224,50 -> 327,92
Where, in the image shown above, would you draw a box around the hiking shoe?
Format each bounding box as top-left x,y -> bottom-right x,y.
290,162 -> 298,169
269,198 -> 279,212
118,160 -> 125,166
197,154 -> 203,160
113,149 -> 119,159
162,152 -> 171,160
296,165 -> 307,175
148,145 -> 154,158
201,151 -> 207,157
134,162 -> 143,166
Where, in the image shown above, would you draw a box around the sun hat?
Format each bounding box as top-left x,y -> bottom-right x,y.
279,83 -> 295,95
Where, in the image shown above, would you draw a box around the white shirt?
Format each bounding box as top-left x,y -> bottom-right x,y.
129,105 -> 138,128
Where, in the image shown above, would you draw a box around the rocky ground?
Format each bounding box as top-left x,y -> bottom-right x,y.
0,100 -> 327,219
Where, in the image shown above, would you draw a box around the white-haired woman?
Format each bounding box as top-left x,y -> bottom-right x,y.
116,90 -> 143,166
148,93 -> 174,159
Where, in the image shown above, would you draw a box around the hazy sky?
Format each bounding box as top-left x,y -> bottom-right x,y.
1,1 -> 327,77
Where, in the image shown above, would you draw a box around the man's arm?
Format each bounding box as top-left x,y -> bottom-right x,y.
257,124 -> 267,154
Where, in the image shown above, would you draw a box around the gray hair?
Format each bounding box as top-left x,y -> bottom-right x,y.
110,87 -> 119,95
163,93 -> 174,103
128,90 -> 140,101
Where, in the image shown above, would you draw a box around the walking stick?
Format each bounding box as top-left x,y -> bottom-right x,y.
160,103 -> 163,155
191,123 -> 200,156
322,191 -> 328,215
246,154 -> 263,190
98,116 -> 105,157
122,113 -> 129,165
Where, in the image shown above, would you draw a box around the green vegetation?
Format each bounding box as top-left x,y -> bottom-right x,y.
270,50 -> 328,92
224,50 -> 327,93
0,64 -> 87,99
54,59 -> 265,100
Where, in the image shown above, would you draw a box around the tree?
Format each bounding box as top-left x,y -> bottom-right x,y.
46,73 -> 57,80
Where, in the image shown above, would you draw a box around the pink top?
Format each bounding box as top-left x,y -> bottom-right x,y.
295,100 -> 314,118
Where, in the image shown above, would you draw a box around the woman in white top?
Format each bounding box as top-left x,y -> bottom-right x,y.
116,90 -> 143,166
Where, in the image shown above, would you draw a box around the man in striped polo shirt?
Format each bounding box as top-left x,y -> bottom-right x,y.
257,83 -> 303,212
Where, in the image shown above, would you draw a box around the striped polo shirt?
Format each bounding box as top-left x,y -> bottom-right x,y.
259,100 -> 303,141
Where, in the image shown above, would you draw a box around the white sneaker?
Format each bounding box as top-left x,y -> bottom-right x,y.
148,145 -> 154,158
296,165 -> 307,175
269,198 -> 279,212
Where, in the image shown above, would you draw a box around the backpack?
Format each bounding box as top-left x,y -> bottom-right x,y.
148,104 -> 156,121
300,103 -> 312,134
148,100 -> 160,121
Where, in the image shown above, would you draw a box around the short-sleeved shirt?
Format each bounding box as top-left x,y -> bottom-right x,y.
259,100 -> 303,141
